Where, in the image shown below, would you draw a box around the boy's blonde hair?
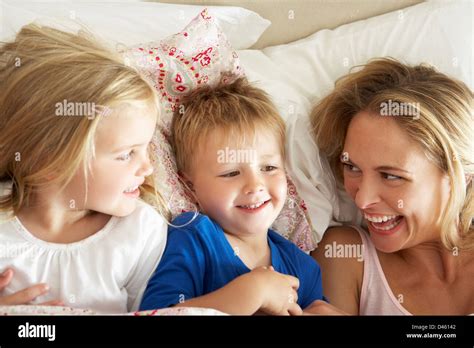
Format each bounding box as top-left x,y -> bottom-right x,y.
171,77 -> 286,175
311,58 -> 474,250
0,24 -> 169,219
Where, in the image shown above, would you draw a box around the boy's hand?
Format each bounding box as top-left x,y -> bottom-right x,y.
0,268 -> 63,306
303,300 -> 348,315
251,266 -> 303,316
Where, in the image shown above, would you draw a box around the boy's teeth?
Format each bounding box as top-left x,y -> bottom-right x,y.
240,201 -> 265,209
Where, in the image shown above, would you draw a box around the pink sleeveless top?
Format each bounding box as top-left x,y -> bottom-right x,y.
352,225 -> 412,315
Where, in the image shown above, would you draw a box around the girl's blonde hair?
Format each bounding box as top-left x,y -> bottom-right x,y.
0,24 -> 170,220
171,77 -> 286,175
311,58 -> 474,251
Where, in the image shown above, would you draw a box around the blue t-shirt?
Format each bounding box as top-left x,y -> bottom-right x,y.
140,212 -> 324,311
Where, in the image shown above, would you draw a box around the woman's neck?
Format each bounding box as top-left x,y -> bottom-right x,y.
399,240 -> 468,284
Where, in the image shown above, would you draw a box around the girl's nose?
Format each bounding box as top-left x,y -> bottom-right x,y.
137,156 -> 154,177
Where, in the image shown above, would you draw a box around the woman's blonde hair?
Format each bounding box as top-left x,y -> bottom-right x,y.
171,77 -> 286,175
311,58 -> 474,250
0,24 -> 170,220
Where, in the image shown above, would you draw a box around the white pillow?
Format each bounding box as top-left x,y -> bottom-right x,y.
0,0 -> 270,50
238,0 -> 473,243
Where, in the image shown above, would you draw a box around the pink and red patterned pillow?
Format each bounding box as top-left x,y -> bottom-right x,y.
122,9 -> 317,251
122,8 -> 243,115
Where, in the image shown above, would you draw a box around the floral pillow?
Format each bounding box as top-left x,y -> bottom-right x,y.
121,9 -> 317,251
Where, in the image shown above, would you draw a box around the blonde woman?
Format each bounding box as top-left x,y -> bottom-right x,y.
310,58 -> 473,315
0,24 -> 169,313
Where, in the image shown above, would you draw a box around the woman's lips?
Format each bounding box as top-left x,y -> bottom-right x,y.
367,215 -> 404,235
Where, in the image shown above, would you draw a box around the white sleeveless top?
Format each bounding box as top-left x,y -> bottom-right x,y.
352,225 -> 411,315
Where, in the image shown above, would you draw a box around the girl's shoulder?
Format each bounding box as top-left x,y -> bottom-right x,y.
113,199 -> 168,241
129,199 -> 168,224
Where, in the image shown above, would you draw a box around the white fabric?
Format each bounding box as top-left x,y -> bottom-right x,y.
0,0 -> 270,50
238,0 -> 472,243
0,198 -> 167,314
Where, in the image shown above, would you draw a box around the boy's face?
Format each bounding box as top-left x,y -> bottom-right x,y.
185,127 -> 287,237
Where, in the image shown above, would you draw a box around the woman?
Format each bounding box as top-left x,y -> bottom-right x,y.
310,58 -> 473,315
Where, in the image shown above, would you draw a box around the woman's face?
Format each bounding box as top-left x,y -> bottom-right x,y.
342,111 -> 451,253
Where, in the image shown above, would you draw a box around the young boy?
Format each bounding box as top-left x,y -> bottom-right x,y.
139,77 -> 325,315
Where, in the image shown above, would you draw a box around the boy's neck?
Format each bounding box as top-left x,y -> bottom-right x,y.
224,230 -> 272,269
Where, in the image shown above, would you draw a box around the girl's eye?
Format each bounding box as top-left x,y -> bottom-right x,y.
262,165 -> 277,172
220,171 -> 239,178
117,150 -> 134,161
382,173 -> 402,181
343,163 -> 361,173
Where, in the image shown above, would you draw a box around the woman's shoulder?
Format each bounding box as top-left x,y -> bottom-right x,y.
312,225 -> 364,271
311,225 -> 364,314
319,225 -> 364,246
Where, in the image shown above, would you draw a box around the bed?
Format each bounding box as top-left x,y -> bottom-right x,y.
0,0 -> 472,315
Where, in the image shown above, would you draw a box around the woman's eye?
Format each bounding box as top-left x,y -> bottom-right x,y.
382,172 -> 402,181
117,150 -> 134,161
262,165 -> 277,172
343,163 -> 361,173
220,171 -> 239,178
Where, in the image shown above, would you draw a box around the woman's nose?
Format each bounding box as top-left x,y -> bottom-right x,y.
354,178 -> 381,210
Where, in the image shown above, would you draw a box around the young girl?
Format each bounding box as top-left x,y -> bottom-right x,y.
0,24 -> 168,313
139,77 -> 326,315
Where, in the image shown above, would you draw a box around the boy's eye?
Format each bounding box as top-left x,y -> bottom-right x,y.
262,165 -> 278,172
117,150 -> 134,161
219,171 -> 240,178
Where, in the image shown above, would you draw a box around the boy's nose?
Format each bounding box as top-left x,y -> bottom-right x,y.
244,173 -> 265,194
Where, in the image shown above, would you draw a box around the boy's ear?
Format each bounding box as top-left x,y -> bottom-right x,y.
179,171 -> 195,192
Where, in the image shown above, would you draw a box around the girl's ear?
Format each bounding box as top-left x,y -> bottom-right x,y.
179,171 -> 195,192
466,174 -> 472,186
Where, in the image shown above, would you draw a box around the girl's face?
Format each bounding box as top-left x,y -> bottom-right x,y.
67,102 -> 157,217
342,111 -> 451,253
186,127 -> 287,237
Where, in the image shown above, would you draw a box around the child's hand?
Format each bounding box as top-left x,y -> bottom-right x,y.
0,268 -> 63,306
250,266 -> 303,316
303,300 -> 348,315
